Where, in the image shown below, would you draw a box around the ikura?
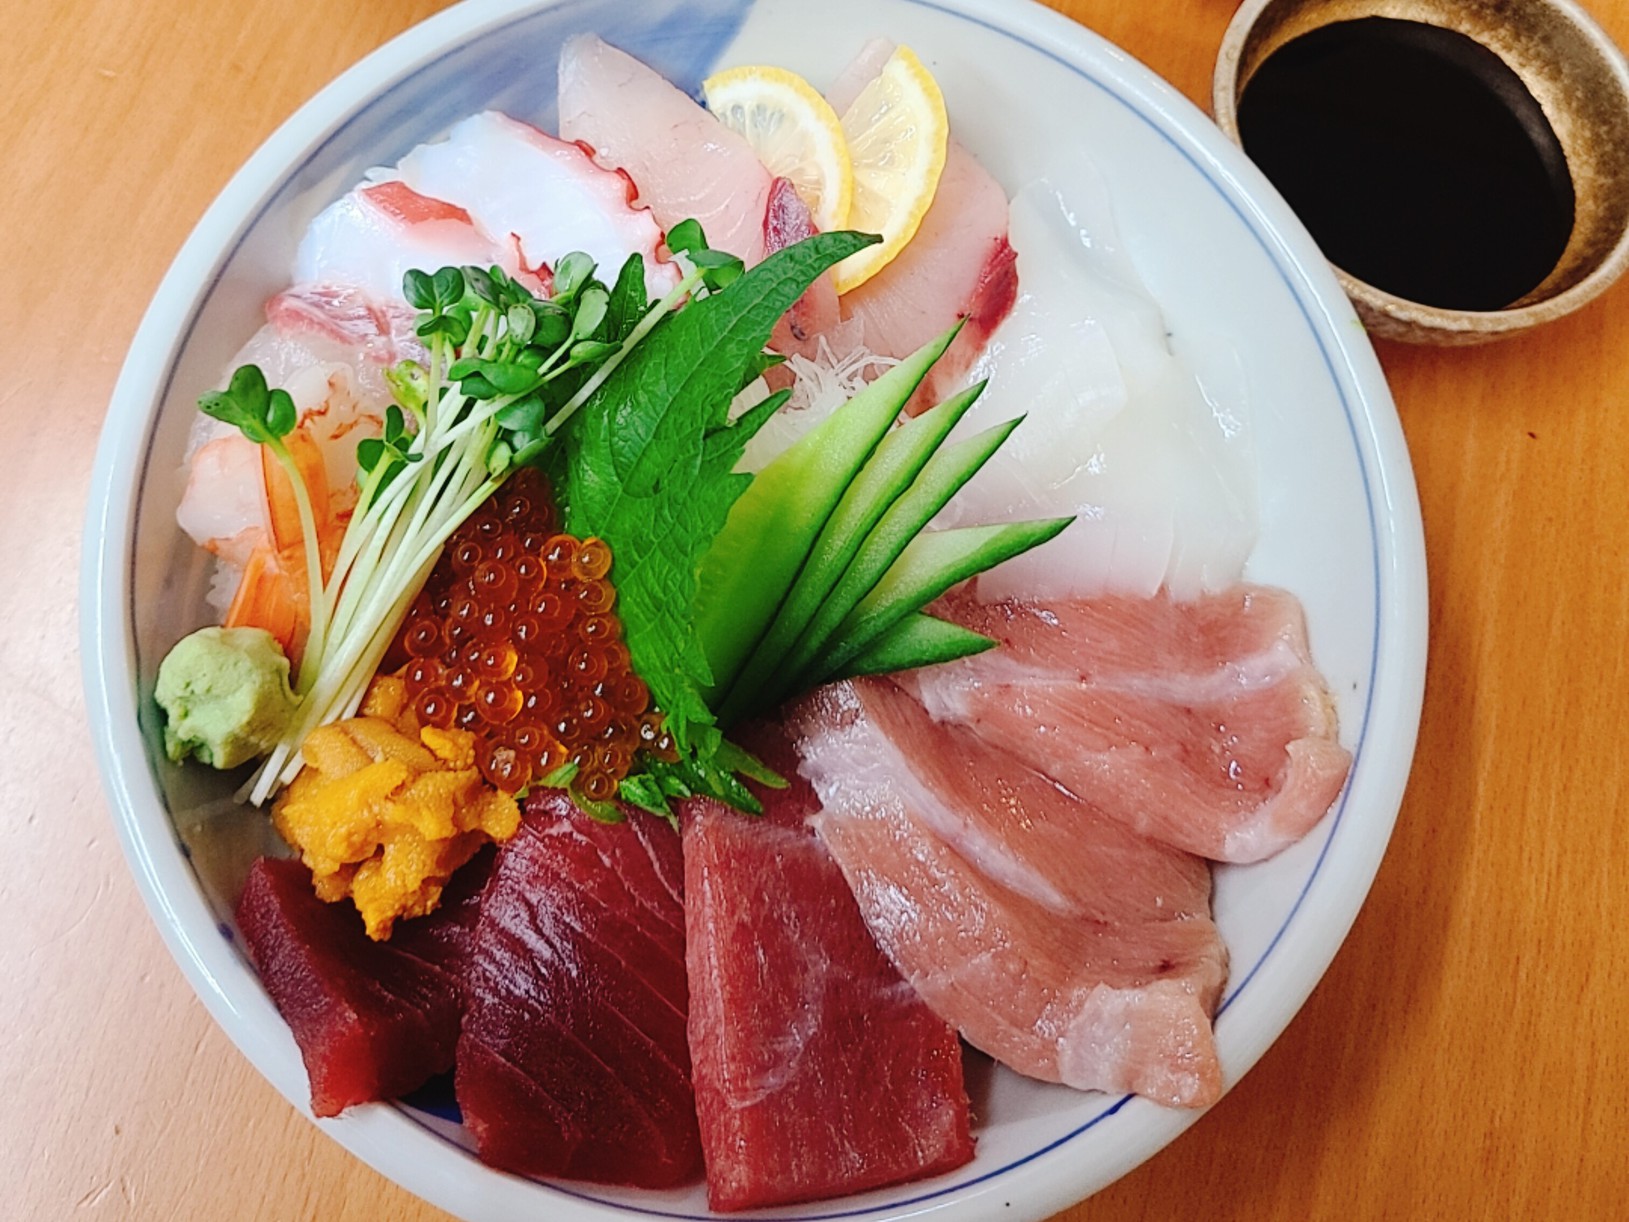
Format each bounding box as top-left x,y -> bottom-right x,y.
395,469 -> 672,796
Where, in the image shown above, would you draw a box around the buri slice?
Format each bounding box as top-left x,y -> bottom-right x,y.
683,721 -> 973,1210
236,855 -> 482,1117
455,793 -> 701,1188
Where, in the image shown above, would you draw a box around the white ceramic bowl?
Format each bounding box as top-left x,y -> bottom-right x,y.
81,0 -> 1429,1219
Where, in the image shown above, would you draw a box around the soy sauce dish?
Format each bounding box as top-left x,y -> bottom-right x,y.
1216,0 -> 1629,344
81,1 -> 1428,1219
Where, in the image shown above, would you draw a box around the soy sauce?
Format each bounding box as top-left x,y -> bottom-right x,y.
1238,17 -> 1575,310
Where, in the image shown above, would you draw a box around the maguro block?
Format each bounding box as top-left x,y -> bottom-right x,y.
682,722 -> 973,1211
455,793 -> 701,1188
236,854 -> 488,1118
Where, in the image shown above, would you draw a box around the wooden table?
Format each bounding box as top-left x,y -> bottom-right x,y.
6,0 -> 1625,1216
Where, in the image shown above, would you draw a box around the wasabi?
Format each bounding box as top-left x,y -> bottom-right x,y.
156,626 -> 300,769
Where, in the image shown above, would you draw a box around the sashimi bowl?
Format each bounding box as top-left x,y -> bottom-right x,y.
81,0 -> 1428,1219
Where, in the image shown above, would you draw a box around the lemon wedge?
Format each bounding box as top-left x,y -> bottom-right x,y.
832,46 -> 949,294
703,64 -> 853,234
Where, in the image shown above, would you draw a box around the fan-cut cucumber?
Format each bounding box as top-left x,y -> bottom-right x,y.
716,381 -> 985,723
836,612 -> 995,679
763,416 -> 1026,710
692,324 -> 959,698
807,517 -> 1074,687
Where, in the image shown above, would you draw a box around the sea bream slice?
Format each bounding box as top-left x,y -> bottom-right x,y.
826,38 -> 1019,412
912,586 -> 1353,863
683,721 -> 973,1210
293,180 -> 546,305
390,109 -> 681,300
558,33 -> 772,266
789,679 -> 1228,1109
454,793 -> 701,1188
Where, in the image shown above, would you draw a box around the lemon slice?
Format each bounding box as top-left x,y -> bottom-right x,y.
832,46 -> 949,294
703,64 -> 853,234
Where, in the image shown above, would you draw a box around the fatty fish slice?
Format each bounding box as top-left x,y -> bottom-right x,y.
392,110 -> 680,301
293,180 -> 542,305
826,38 -> 1019,411
235,853 -> 490,1118
683,721 -> 972,1211
914,587 -> 1352,863
558,33 -> 772,266
455,793 -> 700,1188
789,680 -> 1227,1109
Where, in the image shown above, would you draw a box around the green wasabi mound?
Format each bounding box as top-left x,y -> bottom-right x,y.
156,626 -> 299,769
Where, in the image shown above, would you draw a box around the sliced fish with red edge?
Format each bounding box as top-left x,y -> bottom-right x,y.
558,33 -> 772,266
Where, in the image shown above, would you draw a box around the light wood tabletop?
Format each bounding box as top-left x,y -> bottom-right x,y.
6,0 -> 1626,1217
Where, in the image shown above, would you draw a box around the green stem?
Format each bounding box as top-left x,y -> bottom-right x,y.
266,438 -> 328,697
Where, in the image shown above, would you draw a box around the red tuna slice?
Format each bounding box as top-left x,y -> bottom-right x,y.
763,177 -> 840,367
455,792 -> 700,1188
789,679 -> 1228,1108
912,586 -> 1353,863
826,39 -> 1019,413
236,855 -> 478,1117
558,33 -> 771,266
683,721 -> 973,1211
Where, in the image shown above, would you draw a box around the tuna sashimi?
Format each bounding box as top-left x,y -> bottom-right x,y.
827,39 -> 1019,411
683,722 -> 973,1211
236,855 -> 480,1117
559,33 -> 772,266
912,586 -> 1352,863
790,679 -> 1228,1108
455,793 -> 700,1188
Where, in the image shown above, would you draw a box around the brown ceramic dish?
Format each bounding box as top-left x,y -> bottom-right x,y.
1214,0 -> 1629,344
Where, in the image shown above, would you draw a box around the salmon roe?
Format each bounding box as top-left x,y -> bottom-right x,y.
393,469 -> 672,796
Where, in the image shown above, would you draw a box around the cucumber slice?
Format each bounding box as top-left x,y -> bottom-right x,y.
716,381 -> 985,723
765,416 -> 1026,708
692,324 -> 959,698
836,612 -> 995,678
810,517 -> 1075,686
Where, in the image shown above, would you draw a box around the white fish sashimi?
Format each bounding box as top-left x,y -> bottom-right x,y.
559,34 -> 772,266
393,110 -> 680,300
293,181 -> 540,305
943,151 -> 1259,601
826,38 -> 1019,412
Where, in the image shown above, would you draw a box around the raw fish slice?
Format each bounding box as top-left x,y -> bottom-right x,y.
293,180 -> 544,305
914,587 -> 1352,863
392,110 -> 680,300
559,33 -> 771,266
763,177 -> 840,364
826,40 -> 1019,411
235,856 -> 468,1117
683,721 -> 973,1211
455,793 -> 700,1188
941,153 -> 1258,601
790,680 -> 1227,1108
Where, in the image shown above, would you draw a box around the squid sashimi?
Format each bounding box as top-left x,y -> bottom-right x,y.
683,722 -> 973,1211
941,153 -> 1259,601
826,38 -> 1019,411
558,33 -> 772,267
912,586 -> 1352,864
391,109 -> 679,300
790,679 -> 1227,1108
293,180 -> 545,305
